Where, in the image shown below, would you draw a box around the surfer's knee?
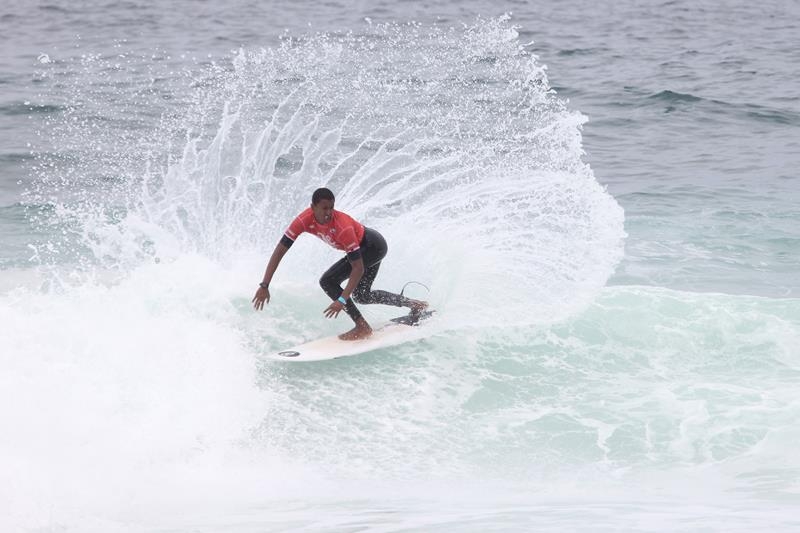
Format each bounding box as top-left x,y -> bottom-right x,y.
319,275 -> 332,292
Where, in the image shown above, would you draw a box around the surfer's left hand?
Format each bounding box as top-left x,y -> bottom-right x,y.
324,300 -> 345,318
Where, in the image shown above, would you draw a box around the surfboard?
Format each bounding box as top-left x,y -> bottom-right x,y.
267,311 -> 435,362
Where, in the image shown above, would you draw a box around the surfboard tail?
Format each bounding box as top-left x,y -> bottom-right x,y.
389,310 -> 435,326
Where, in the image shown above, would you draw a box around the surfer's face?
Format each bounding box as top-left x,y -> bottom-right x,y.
311,198 -> 334,224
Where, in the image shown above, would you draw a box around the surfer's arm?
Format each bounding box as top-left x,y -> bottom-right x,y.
252,241 -> 290,310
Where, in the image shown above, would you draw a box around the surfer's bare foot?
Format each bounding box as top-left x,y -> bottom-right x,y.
339,318 -> 373,340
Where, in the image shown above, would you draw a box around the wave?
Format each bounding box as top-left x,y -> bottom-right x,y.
647,89 -> 703,103
257,283 -> 800,472
1,273 -> 798,529
636,88 -> 800,124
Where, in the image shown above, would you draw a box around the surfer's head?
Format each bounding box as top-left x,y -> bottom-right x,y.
311,187 -> 335,224
312,187 -> 335,205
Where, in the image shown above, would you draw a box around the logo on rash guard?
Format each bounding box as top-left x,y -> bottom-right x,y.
321,233 -> 337,248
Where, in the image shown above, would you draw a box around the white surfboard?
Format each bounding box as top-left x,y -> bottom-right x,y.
267,311 -> 435,362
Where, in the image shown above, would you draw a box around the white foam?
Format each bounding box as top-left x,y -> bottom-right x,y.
0,255 -> 299,529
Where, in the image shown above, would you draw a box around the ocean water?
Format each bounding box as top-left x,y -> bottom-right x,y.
1,1 -> 799,531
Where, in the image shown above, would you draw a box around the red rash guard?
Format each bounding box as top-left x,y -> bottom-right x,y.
282,207 -> 365,260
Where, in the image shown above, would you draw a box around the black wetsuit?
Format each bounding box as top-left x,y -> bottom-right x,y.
319,227 -> 411,321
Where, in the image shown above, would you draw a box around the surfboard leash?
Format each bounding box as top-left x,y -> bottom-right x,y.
399,280 -> 430,297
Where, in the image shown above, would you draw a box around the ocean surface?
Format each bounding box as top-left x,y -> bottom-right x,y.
1,1 -> 799,531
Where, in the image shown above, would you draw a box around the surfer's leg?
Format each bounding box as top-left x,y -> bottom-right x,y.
320,260 -> 372,340
352,262 -> 408,307
355,282 -> 428,312
319,257 -> 365,322
353,228 -> 428,313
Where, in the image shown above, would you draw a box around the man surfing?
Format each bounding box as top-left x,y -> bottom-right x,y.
252,187 -> 428,340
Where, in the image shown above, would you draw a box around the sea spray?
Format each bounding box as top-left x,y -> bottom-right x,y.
28,17 -> 625,326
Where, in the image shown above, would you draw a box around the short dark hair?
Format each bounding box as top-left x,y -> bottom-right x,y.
312,187 -> 335,205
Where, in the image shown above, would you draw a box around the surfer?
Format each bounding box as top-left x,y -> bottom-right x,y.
252,187 -> 428,340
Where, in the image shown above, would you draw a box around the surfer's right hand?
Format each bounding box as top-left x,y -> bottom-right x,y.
252,286 -> 270,310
